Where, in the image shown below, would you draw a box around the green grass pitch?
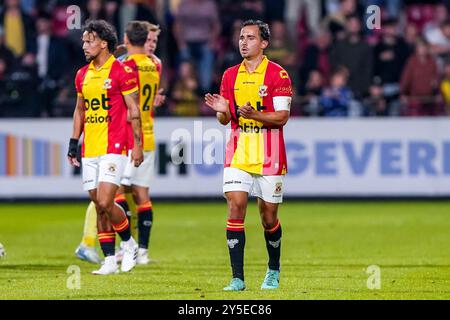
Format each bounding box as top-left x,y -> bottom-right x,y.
1,201 -> 450,300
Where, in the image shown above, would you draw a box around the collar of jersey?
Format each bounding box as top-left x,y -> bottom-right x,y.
238,55 -> 268,74
88,54 -> 115,72
127,53 -> 149,62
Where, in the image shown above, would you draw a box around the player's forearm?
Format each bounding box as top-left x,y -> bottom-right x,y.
131,118 -> 142,148
129,105 -> 142,147
71,101 -> 84,139
251,111 -> 289,127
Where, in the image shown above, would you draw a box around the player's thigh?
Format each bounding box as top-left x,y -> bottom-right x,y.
257,198 -> 279,228
223,168 -> 253,218
253,174 -> 284,205
129,151 -> 155,189
97,181 -> 119,211
98,154 -> 126,187
82,157 -> 99,191
120,150 -> 136,188
223,167 -> 253,195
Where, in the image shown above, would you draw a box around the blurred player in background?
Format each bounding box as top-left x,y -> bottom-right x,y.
68,20 -> 143,275
75,21 -> 164,265
205,20 -> 293,291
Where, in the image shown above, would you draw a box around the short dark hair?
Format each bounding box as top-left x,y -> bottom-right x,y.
83,20 -> 118,53
242,19 -> 270,42
125,21 -> 149,46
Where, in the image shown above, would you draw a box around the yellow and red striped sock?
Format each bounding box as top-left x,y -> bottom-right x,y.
264,219 -> 282,271
112,216 -> 131,242
226,219 -> 245,281
114,194 -> 131,222
98,232 -> 115,257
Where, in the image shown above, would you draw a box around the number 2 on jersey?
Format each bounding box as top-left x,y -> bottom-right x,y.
142,84 -> 157,111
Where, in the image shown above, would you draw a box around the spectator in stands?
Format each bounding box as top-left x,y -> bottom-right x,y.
440,60 -> 450,115
84,0 -> 107,21
401,38 -> 440,116
364,77 -> 389,116
170,61 -> 200,116
0,0 -> 36,59
104,0 -> 119,27
0,55 -> 9,116
320,66 -> 353,117
322,0 -> 358,40
373,18 -> 410,115
299,28 -> 332,94
330,14 -> 373,99
113,0 -> 158,41
174,0 -> 220,94
221,19 -> 243,72
300,70 -> 324,116
405,22 -> 421,55
423,3 -> 448,35
35,11 -> 69,117
0,26 -> 16,72
424,18 -> 450,69
238,0 -> 265,21
285,0 -> 321,36
265,20 -> 296,76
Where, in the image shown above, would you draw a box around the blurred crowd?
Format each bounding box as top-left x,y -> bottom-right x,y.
1,0 -> 450,117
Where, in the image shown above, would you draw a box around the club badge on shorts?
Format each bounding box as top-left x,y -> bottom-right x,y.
274,182 -> 283,194
107,163 -> 117,173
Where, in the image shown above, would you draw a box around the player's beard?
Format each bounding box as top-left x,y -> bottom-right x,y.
85,52 -> 99,63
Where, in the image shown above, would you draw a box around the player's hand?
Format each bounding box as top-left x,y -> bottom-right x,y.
67,138 -> 80,167
204,93 -> 228,113
154,88 -> 166,107
131,146 -> 144,167
239,102 -> 257,119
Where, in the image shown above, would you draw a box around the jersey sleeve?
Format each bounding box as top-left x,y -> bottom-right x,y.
271,68 -> 293,112
119,63 -> 139,96
74,69 -> 84,97
272,68 -> 293,98
220,69 -> 231,102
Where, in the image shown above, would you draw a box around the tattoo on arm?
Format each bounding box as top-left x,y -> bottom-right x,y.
125,91 -> 142,146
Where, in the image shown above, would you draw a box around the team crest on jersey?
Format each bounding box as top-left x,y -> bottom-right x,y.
103,78 -> 112,90
107,163 -> 117,173
258,85 -> 268,98
274,183 -> 283,194
124,66 -> 133,73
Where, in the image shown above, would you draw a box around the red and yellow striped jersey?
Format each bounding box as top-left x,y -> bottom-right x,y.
123,53 -> 161,152
75,55 -> 138,158
220,56 -> 293,175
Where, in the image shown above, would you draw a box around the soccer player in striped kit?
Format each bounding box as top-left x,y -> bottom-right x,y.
74,22 -> 165,265
118,21 -> 164,264
68,20 -> 143,275
205,20 -> 293,291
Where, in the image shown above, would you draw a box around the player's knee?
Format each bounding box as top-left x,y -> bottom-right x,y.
261,217 -> 278,230
227,199 -> 246,217
97,199 -> 113,214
